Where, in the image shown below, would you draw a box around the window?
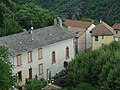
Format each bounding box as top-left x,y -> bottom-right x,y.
101,43 -> 104,47
89,31 -> 92,33
95,36 -> 98,41
52,51 -> 56,64
18,71 -> 22,81
66,47 -> 69,59
38,48 -> 42,59
38,64 -> 43,75
17,54 -> 22,67
28,51 -> 32,63
116,31 -> 118,34
102,35 -> 104,40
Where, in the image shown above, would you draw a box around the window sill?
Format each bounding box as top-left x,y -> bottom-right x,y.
28,61 -> 32,63
39,73 -> 43,75
38,57 -> 43,60
66,57 -> 69,59
17,64 -> 22,67
51,62 -> 56,64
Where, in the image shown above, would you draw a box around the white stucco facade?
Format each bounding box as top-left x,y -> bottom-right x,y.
12,38 -> 75,85
86,24 -> 96,49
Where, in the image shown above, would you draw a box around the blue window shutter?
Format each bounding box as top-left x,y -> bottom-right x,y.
95,36 -> 98,41
102,35 -> 104,39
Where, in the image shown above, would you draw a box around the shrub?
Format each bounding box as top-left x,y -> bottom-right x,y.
25,80 -> 47,90
68,41 -> 120,89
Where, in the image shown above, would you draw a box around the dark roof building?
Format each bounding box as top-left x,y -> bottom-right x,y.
92,21 -> 115,36
0,25 -> 75,56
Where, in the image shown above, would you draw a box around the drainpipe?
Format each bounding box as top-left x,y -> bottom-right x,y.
46,69 -> 49,84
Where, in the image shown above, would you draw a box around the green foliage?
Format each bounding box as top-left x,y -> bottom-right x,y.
80,18 -> 99,25
60,83 -> 96,90
68,41 -> 120,90
1,18 -> 22,37
0,0 -> 57,36
15,3 -> 56,29
0,46 -> 17,89
37,0 -> 120,25
0,2 -> 13,27
76,82 -> 96,90
25,80 -> 47,90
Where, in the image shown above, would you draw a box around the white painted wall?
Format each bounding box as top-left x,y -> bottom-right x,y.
86,24 -> 96,49
43,38 -> 75,80
12,38 -> 75,85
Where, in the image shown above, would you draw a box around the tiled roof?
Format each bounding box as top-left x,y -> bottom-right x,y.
92,21 -> 115,36
69,27 -> 86,37
0,25 -> 75,56
112,24 -> 120,30
64,19 -> 92,29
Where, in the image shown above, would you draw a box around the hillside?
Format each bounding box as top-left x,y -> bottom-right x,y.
34,0 -> 120,25
0,0 -> 56,37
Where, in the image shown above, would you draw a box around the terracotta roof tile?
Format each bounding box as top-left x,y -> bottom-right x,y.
69,27 -> 86,37
112,24 -> 120,30
92,21 -> 115,36
64,19 -> 92,29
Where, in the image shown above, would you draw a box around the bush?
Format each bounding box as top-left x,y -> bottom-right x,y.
60,82 -> 96,90
25,80 -> 47,90
68,41 -> 120,90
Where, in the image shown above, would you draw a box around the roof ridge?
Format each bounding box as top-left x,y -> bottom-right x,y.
67,19 -> 92,23
64,19 -> 93,29
102,22 -> 114,34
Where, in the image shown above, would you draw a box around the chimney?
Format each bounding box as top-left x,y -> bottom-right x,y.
100,19 -> 102,23
31,27 -> 34,30
54,17 -> 62,27
29,27 -> 34,34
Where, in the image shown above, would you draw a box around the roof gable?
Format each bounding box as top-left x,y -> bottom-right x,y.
92,21 -> 115,36
112,24 -> 120,30
68,27 -> 86,37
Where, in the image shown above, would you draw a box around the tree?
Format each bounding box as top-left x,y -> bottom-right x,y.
1,18 -> 22,37
80,18 -> 99,25
0,46 -> 17,89
53,0 -> 84,19
0,2 -> 13,27
0,0 -> 57,36
15,3 -> 57,29
37,0 -> 120,25
60,83 -> 96,90
68,41 -> 120,90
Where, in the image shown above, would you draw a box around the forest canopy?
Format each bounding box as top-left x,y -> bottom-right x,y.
0,0 -> 57,37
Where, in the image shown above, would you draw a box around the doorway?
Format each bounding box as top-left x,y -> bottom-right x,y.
29,68 -> 32,79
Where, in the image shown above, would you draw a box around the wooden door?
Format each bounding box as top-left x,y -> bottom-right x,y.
18,71 -> 22,81
29,68 -> 32,79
